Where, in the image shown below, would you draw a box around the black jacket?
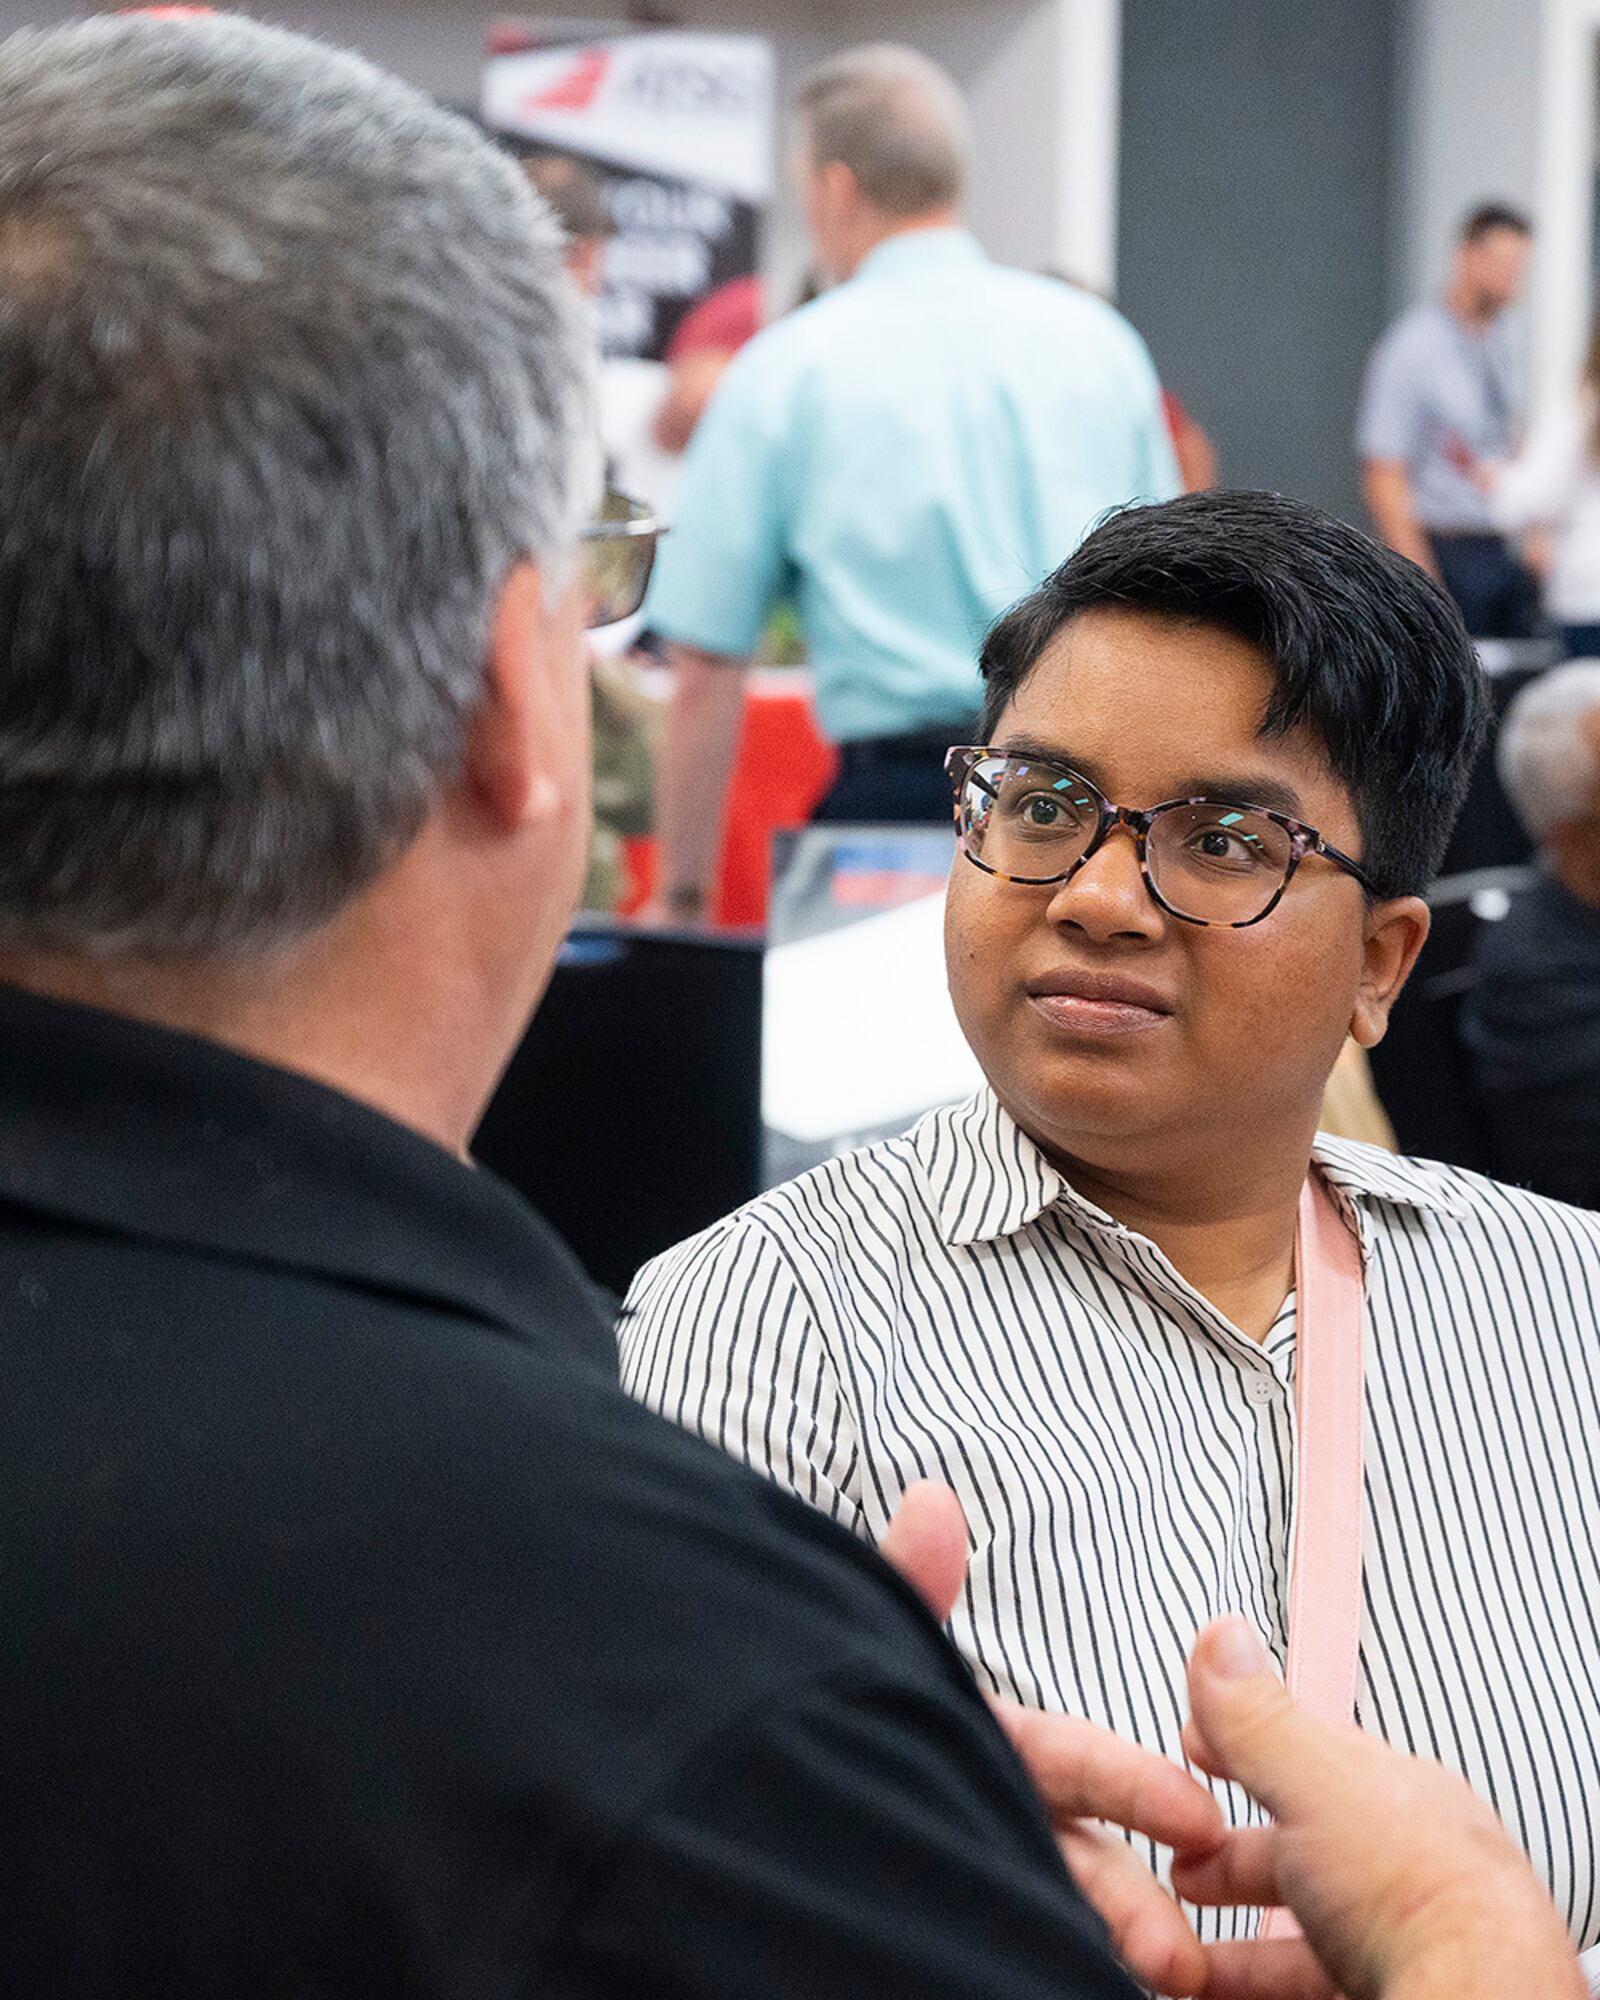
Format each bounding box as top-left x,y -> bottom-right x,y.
1464,871 -> 1600,1206
0,984 -> 1134,1999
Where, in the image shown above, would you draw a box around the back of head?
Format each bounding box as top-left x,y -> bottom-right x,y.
979,490 -> 1489,898
797,43 -> 969,217
1497,660 -> 1600,839
0,13 -> 596,959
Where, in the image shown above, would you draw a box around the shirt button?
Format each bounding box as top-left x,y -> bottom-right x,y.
1244,1374 -> 1277,1406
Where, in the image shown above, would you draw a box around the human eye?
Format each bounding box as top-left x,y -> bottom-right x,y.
1180,808 -> 1280,872
1013,790 -> 1066,830
999,770 -> 1092,838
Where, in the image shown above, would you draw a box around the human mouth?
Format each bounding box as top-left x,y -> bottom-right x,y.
1025,968 -> 1175,1038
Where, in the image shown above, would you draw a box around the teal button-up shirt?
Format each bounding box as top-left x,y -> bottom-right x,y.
645,229 -> 1179,744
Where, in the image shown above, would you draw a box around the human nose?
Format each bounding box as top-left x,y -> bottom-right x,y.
1043,821 -> 1168,943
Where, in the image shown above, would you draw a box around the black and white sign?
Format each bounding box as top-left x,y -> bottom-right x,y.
484,26 -> 772,361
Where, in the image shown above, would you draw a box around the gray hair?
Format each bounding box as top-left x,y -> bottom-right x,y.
797,44 -> 970,217
0,13 -> 598,958
1497,660 -> 1600,838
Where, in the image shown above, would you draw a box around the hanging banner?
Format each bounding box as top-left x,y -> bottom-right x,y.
483,23 -> 772,361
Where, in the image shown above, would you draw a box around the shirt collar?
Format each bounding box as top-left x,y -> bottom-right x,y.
912,1085 -> 1469,1250
853,226 -> 987,286
0,982 -> 617,1371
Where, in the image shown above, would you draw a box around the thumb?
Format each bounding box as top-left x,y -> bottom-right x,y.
1185,1617 -> 1342,1823
879,1480 -> 970,1624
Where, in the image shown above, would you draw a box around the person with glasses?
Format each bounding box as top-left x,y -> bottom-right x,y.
15,21 -> 1586,2000
624,488 -> 1600,1959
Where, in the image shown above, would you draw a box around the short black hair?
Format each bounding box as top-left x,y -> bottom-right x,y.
1461,201 -> 1532,244
977,491 -> 1489,898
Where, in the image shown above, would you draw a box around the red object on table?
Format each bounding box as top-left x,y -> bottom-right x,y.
622,671 -> 837,927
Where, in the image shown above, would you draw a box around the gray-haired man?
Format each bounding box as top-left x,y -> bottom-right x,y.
0,15 -> 1580,2000
645,42 -> 1178,920
1464,661 -> 1600,1203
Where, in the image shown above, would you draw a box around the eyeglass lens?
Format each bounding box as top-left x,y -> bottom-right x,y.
583,537 -> 654,628
958,754 -> 1296,925
582,491 -> 659,630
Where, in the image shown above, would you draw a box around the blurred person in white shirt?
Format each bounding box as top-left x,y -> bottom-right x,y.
1481,310 -> 1600,657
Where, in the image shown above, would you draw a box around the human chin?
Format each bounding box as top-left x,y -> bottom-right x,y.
963,994 -> 1186,1151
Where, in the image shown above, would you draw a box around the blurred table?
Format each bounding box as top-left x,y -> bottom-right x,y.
623,667 -> 837,927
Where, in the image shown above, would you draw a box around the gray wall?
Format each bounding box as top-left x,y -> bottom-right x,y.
0,1 -> 497,99
1117,0 -> 1400,519
1389,0 -> 1541,315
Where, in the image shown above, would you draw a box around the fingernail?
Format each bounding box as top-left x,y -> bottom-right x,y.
1211,1618 -> 1271,1680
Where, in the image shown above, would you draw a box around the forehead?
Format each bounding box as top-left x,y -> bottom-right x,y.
996,608 -> 1340,807
1468,226 -> 1528,264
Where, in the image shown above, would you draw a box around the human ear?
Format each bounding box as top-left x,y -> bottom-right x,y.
819,158 -> 860,220
1545,819 -> 1600,905
462,559 -> 586,833
1349,896 -> 1430,1049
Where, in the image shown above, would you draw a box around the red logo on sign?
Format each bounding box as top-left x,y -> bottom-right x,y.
522,48 -> 610,112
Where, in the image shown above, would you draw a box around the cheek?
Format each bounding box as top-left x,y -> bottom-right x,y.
1187,915 -> 1360,1064
945,876 -> 1027,1015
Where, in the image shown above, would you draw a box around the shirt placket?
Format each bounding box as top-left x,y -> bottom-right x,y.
1073,1214 -> 1300,1664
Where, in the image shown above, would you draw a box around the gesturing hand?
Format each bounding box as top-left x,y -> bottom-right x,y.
881,1483 -> 1226,1997
1176,1616 -> 1585,2000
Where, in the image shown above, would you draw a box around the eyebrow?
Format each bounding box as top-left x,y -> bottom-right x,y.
991,736 -> 1308,821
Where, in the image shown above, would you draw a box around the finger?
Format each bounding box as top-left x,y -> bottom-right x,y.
1185,1618 -> 1351,1818
1198,1937 -> 1338,2000
994,1699 -> 1225,1855
1170,1827 -> 1281,1907
1060,1825 -> 1208,1998
878,1481 -> 969,1623
1179,1716 -> 1224,1781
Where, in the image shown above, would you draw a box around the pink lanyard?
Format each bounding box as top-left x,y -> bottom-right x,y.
1257,1169 -> 1367,1943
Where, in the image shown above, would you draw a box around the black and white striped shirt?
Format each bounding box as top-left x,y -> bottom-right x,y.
621,1087 -> 1600,1948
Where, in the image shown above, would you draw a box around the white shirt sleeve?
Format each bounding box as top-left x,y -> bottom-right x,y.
620,1214 -> 865,1531
1489,393 -> 1590,531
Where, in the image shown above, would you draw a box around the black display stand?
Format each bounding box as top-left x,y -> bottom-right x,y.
470,922 -> 763,1299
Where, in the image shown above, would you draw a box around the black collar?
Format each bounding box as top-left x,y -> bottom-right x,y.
0,983 -> 614,1372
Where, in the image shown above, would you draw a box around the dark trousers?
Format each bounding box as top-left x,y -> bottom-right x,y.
812,722 -> 975,824
1426,531 -> 1540,640
1561,623 -> 1600,659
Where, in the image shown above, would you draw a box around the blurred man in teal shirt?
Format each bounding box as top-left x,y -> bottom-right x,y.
644,43 -> 1177,921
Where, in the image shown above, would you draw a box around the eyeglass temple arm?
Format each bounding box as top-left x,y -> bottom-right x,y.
1317,836 -> 1379,895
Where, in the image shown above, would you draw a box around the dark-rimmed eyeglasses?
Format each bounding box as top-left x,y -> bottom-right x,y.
581,490 -> 664,629
945,746 -> 1377,929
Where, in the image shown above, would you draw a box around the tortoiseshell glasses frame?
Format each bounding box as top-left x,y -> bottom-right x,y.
945,744 -> 1378,929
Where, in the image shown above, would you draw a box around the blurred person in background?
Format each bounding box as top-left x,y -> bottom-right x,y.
1463,663 -> 1600,1208
1162,387 -> 1218,492
625,491 -> 1600,1958
521,149 -> 611,295
7,20 -> 1581,2000
523,148 -> 678,522
1479,309 -> 1600,658
1358,203 -> 1538,637
522,150 -> 655,911
644,43 -> 1177,924
1047,271 -> 1218,494
653,271 -> 766,454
